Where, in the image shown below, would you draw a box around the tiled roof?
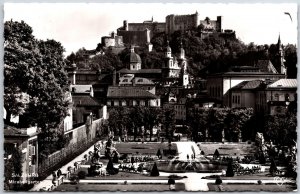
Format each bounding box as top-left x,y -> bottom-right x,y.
231,80 -> 262,90
71,85 -> 92,93
118,68 -> 162,74
255,60 -> 278,73
72,95 -> 101,106
268,79 -> 297,88
107,86 -> 158,99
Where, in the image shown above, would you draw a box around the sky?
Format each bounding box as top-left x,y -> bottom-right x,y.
4,3 -> 298,56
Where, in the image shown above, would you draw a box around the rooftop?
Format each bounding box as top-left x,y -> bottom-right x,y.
107,86 -> 159,99
4,125 -> 38,137
268,79 -> 297,89
231,80 -> 263,90
72,95 -> 101,106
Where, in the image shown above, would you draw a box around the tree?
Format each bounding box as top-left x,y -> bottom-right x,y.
284,44 -> 297,78
213,149 -> 220,159
4,20 -> 71,157
265,112 -> 297,147
150,162 -> 160,176
161,107 -> 175,141
226,160 -> 235,177
143,107 -> 161,141
224,108 -> 253,142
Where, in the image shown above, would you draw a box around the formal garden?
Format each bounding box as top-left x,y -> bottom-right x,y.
53,129 -> 297,192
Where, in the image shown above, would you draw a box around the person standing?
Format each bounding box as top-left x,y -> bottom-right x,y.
57,169 -> 62,178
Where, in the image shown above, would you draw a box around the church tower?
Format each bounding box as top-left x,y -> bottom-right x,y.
178,42 -> 189,87
162,41 -> 180,85
277,35 -> 287,77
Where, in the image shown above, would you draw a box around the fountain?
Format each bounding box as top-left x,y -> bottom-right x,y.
154,142 -> 227,173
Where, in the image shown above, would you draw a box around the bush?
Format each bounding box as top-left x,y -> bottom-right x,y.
106,158 -> 119,175
213,149 -> 220,158
226,161 -> 235,177
258,153 -> 266,164
150,162 -> 160,176
77,171 -> 86,179
215,176 -> 222,185
257,180 -> 262,185
156,149 -> 162,158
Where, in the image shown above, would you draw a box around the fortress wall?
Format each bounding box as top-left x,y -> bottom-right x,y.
128,22 -> 166,33
117,30 -> 149,46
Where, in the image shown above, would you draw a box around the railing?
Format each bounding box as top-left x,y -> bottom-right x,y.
37,119 -> 104,181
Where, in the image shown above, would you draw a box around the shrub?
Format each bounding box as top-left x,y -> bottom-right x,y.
150,162 -> 160,176
215,176 -> 222,185
257,180 -> 262,185
226,161 -> 235,177
106,158 -> 119,175
213,149 -> 220,158
77,171 -> 86,179
156,149 -> 162,158
258,153 -> 266,164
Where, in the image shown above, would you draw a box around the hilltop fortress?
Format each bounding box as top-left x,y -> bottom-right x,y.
111,12 -> 226,47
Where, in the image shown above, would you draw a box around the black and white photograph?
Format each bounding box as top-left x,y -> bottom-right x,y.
3,3 -> 298,192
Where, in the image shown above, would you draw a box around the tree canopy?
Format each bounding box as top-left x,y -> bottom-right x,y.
4,20 -> 71,157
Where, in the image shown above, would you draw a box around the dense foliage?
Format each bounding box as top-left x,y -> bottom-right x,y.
188,108 -> 254,142
105,106 -> 175,141
4,20 -> 70,157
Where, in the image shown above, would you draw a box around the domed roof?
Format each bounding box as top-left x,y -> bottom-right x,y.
125,47 -> 141,64
125,52 -> 141,63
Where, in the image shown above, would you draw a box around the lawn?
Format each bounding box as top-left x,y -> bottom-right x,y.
115,142 -> 178,156
207,183 -> 296,192
198,143 -> 257,157
55,183 -> 185,191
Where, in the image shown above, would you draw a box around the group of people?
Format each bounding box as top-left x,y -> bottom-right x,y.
186,154 -> 196,160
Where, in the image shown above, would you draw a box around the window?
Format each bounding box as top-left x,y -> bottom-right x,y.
274,93 -> 279,101
133,100 -> 137,106
140,100 -> 145,106
122,100 -> 126,106
107,100 -> 111,106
